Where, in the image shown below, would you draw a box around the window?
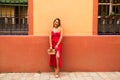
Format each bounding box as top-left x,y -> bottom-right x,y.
98,0 -> 120,35
0,0 -> 28,35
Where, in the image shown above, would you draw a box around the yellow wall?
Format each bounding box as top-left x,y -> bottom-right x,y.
34,0 -> 93,36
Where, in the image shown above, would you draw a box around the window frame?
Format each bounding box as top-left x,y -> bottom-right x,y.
98,0 -> 120,35
0,0 -> 29,35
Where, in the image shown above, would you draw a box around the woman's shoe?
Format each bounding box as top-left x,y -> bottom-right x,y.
55,74 -> 59,78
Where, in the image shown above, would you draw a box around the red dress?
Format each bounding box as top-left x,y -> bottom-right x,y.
49,31 -> 62,68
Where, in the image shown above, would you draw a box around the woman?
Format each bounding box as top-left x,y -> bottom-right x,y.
49,18 -> 63,78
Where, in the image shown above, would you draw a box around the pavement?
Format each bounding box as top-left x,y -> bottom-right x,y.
0,72 -> 120,80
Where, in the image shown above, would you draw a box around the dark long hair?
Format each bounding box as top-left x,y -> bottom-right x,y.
53,18 -> 61,27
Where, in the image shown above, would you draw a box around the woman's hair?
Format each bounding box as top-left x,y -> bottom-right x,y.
53,18 -> 61,27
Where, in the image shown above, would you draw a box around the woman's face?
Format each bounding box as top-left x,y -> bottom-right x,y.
54,19 -> 59,27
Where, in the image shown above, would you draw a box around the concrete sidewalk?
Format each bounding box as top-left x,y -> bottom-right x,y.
0,72 -> 120,80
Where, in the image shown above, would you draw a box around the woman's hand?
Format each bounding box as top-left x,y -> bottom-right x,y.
50,46 -> 52,49
55,45 -> 58,49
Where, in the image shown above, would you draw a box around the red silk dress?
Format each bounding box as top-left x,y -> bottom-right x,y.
49,31 -> 62,68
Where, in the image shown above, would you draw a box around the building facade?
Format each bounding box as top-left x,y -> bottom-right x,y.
0,0 -> 120,72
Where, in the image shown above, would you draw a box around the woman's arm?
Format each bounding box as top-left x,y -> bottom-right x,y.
55,27 -> 63,49
49,28 -> 52,48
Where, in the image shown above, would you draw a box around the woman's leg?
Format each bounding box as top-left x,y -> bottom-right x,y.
50,66 -> 55,72
54,51 -> 60,76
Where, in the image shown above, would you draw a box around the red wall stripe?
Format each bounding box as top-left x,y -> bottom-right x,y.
93,0 -> 98,35
0,36 -> 120,72
28,0 -> 33,35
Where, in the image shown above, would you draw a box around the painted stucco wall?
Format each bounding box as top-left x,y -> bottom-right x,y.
34,0 -> 93,36
0,0 -> 120,72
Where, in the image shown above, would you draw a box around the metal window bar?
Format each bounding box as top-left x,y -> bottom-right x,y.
98,0 -> 120,35
0,0 -> 28,35
113,0 -> 120,4
99,0 -> 110,3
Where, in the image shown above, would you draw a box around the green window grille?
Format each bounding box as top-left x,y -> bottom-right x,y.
0,0 -> 28,3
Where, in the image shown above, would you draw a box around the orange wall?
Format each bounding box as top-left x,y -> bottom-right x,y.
0,0 -> 120,72
93,0 -> 98,35
34,0 -> 93,36
28,0 -> 33,35
0,36 -> 120,72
